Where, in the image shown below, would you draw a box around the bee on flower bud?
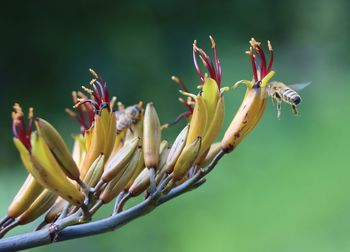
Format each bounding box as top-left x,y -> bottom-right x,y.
115,102 -> 144,134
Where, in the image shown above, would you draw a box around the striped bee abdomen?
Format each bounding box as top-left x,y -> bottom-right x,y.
281,88 -> 302,105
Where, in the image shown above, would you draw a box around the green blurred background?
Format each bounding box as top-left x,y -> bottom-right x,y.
1,0 -> 350,251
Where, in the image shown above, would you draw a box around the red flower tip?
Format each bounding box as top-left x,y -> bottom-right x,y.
69,69 -> 112,133
74,69 -> 111,112
193,36 -> 222,88
247,38 -> 274,85
66,91 -> 95,133
170,76 -> 195,123
12,103 -> 33,152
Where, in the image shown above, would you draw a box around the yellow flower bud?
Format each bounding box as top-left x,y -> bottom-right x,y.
143,103 -> 161,169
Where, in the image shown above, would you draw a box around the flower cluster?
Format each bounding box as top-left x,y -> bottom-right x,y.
0,37 -> 304,243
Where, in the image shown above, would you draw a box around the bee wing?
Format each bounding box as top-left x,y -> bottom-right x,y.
288,81 -> 312,91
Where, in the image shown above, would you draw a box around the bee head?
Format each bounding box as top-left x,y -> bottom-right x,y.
125,103 -> 144,119
136,101 -> 144,117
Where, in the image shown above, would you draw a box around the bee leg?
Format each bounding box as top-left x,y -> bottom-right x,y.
291,105 -> 299,116
128,126 -> 134,135
276,99 -> 282,120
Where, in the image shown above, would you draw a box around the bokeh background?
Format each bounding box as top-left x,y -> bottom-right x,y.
1,0 -> 350,251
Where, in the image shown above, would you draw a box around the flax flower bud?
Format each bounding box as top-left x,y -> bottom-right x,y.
71,69 -> 117,178
221,39 -> 276,152
173,136 -> 202,181
174,36 -> 225,164
143,103 -> 161,169
35,118 -> 80,181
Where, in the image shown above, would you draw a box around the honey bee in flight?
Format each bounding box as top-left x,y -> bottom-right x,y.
115,102 -> 144,133
266,81 -> 311,119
